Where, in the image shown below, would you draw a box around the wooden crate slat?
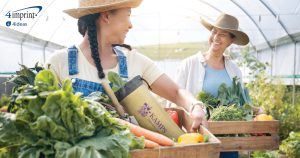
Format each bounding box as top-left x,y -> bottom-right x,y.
218,136 -> 279,151
130,108 -> 221,158
131,143 -> 220,158
207,121 -> 280,151
208,121 -> 279,134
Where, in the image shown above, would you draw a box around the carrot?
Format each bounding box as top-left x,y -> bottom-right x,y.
144,139 -> 160,148
115,118 -> 174,146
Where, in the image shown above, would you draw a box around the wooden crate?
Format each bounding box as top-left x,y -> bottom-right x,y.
130,108 -> 221,158
207,121 -> 280,151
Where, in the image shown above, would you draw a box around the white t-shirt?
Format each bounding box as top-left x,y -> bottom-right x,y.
175,52 -> 243,96
45,45 -> 163,86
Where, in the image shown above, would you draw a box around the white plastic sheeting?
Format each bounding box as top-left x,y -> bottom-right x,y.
253,42 -> 299,85
0,0 -> 299,84
1,0 -> 299,46
0,26 -> 63,73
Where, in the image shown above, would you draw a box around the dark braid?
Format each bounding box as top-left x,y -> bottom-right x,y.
77,17 -> 87,36
78,13 -> 105,79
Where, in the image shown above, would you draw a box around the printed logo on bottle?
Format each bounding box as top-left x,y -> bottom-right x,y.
138,103 -> 167,133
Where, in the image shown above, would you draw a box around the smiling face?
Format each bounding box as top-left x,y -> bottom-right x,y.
208,27 -> 234,53
99,8 -> 132,44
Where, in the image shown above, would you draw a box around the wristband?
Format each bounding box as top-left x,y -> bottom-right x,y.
189,101 -> 206,114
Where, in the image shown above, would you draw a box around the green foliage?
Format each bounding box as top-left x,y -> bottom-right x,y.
279,132 -> 300,158
6,63 -> 45,112
240,50 -> 300,139
196,76 -> 253,121
238,46 -> 268,76
217,77 -> 253,107
210,105 -> 246,121
240,49 -> 300,157
251,150 -> 280,158
107,72 -> 126,92
0,70 -> 144,158
196,91 -> 219,108
0,146 -> 19,158
8,63 -> 44,88
272,103 -> 300,140
0,95 -> 9,108
247,75 -> 286,114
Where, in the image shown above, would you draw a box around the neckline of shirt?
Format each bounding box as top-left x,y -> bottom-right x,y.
76,45 -> 119,73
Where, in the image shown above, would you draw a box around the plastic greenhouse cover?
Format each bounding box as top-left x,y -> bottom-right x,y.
0,0 -> 299,84
1,0 -> 299,47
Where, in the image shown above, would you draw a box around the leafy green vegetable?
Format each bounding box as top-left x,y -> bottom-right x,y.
196,91 -> 219,108
0,70 -> 144,158
0,146 -> 19,158
210,104 -> 246,121
217,77 -> 252,107
279,132 -> 300,158
0,113 -> 24,147
34,70 -> 59,92
0,95 -> 9,108
6,63 -> 45,113
107,72 -> 126,92
8,63 -> 44,88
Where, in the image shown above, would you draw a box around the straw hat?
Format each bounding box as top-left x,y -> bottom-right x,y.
200,13 -> 249,45
64,0 -> 142,19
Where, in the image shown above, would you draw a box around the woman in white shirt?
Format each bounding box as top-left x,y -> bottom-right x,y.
175,13 -> 251,158
176,13 -> 248,97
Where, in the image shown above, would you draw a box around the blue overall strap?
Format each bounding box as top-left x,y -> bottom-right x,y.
68,45 -> 79,75
113,46 -> 128,78
72,78 -> 112,96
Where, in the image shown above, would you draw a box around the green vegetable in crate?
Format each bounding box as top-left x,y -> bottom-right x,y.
8,63 -> 44,87
279,132 -> 300,158
196,91 -> 219,108
6,63 -> 44,112
0,70 -> 144,158
210,104 -> 246,121
217,77 -> 252,107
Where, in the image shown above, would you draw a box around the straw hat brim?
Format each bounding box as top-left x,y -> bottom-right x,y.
64,0 -> 142,19
200,18 -> 249,45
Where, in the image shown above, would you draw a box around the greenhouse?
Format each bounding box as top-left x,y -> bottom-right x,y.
0,0 -> 299,158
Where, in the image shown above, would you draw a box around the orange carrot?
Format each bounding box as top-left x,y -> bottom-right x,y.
115,118 -> 174,146
144,139 -> 160,148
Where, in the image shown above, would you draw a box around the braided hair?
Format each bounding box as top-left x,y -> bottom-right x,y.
78,13 -> 105,79
78,13 -> 132,79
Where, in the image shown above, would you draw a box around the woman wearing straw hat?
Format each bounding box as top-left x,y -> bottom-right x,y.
46,0 -> 207,131
175,13 -> 254,158
175,13 -> 250,96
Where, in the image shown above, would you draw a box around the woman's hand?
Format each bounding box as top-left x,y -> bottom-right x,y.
190,104 -> 208,132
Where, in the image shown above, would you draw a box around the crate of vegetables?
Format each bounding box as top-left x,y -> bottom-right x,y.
205,106 -> 280,152
207,118 -> 279,151
196,77 -> 280,151
130,107 -> 221,158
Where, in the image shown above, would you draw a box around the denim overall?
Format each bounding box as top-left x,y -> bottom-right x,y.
68,45 -> 128,96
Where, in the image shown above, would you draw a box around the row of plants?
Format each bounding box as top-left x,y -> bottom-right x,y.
237,47 -> 300,158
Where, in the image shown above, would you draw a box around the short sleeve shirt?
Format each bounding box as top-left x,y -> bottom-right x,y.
45,45 -> 163,86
